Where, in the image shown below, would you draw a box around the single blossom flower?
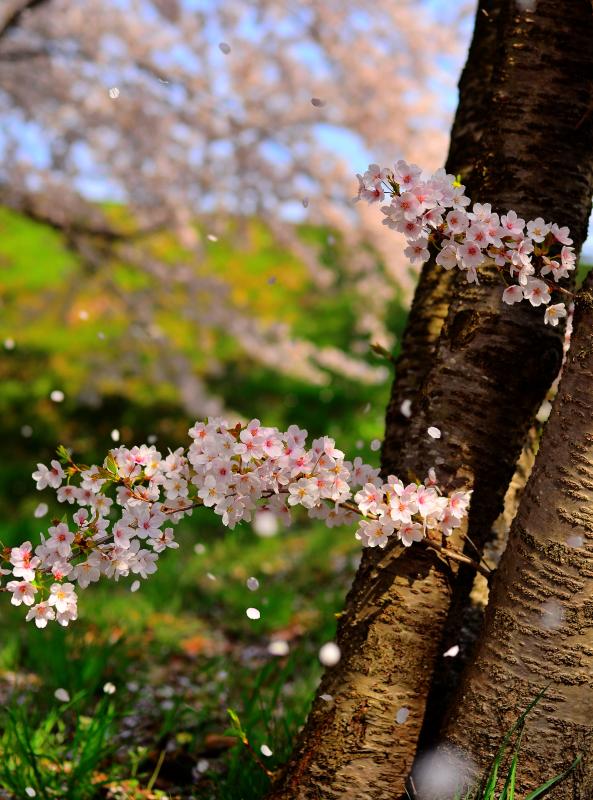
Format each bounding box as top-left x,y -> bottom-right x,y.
544,303 -> 567,326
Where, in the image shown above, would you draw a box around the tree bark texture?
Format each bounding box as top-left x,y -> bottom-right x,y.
265,6 -> 503,798
268,1 -> 593,798
443,282 -> 593,798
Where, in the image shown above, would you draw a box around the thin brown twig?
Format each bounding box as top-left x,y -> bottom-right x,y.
421,538 -> 491,578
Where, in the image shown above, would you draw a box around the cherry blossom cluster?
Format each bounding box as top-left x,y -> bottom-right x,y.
355,161 -> 576,325
2,419 -> 471,628
353,469 -> 470,549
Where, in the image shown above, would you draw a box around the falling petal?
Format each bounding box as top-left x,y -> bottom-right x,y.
268,640 -> 289,656
566,534 -> 584,548
541,599 -> 564,630
319,642 -> 341,666
400,399 -> 412,418
413,746 -> 477,799
536,399 -> 552,423
253,510 -> 278,537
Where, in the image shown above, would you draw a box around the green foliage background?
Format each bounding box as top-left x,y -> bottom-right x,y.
0,208 -> 408,798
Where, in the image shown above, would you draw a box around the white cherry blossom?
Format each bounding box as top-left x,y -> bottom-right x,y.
544,303 -> 568,326
359,160 -> 576,321
4,417 -> 472,627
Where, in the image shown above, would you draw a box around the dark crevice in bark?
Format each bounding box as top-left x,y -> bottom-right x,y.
416,0 -> 593,757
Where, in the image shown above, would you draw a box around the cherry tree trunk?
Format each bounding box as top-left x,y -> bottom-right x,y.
442,281 -> 593,798
267,2 -> 593,798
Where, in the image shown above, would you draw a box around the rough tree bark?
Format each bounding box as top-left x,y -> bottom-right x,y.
268,1 -> 593,798
443,278 -> 593,798
266,7 -> 502,797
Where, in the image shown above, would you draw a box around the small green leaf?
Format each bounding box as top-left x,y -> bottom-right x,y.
104,454 -> 119,475
227,708 -> 248,744
56,444 -> 72,463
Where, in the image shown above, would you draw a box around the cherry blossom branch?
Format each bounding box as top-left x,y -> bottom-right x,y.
356,160 -> 575,327
2,418 -> 471,628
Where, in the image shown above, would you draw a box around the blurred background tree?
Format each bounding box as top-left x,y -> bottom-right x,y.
0,0 -> 471,513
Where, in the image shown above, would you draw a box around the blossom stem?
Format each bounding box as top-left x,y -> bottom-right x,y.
421,539 -> 491,578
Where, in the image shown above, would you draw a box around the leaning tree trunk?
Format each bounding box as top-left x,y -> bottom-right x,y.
442,279 -> 593,798
266,4 -> 503,796
267,1 -> 593,798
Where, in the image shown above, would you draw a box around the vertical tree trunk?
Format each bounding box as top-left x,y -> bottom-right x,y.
382,0 -> 503,452
442,280 -> 593,798
268,2 -> 593,798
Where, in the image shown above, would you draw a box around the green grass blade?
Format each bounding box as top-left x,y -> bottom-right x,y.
6,708 -> 50,800
498,728 -> 522,800
477,686 -> 549,798
523,754 -> 581,800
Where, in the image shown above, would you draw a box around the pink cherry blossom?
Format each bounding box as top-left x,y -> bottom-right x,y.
398,523 -> 424,547
500,210 -> 525,236
26,602 -> 56,628
7,580 -> 36,607
32,460 -> 65,491
10,542 -> 40,581
551,223 -> 573,245
502,285 -> 524,305
4,417 -> 472,628
524,279 -> 551,307
458,241 -> 484,270
357,159 -> 576,321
